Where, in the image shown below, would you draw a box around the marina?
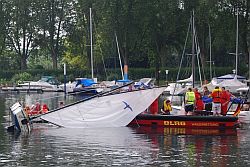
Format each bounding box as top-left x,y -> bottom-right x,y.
0,90 -> 250,166
0,1 -> 250,166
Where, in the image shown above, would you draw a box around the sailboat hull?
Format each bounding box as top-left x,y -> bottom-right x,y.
41,87 -> 166,128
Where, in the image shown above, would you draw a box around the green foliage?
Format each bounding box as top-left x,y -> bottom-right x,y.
10,72 -> 32,84
0,0 -> 248,75
61,40 -> 88,70
0,78 -> 9,86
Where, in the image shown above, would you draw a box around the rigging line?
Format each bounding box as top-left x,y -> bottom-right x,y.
193,23 -> 203,87
194,23 -> 206,84
135,118 -> 140,127
171,16 -> 191,100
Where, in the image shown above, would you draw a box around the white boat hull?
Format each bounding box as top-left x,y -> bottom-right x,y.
41,87 -> 166,128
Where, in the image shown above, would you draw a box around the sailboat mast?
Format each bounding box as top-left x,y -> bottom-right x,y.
191,10 -> 195,88
208,24 -> 212,80
90,8 -> 94,79
115,33 -> 124,80
235,7 -> 239,77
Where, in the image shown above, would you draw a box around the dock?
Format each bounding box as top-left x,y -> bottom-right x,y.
1,86 -> 44,93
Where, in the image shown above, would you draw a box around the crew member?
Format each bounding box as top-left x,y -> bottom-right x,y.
221,87 -> 231,116
194,88 -> 204,111
161,99 -> 172,115
209,86 -> 222,115
185,87 -> 196,115
202,86 -> 210,96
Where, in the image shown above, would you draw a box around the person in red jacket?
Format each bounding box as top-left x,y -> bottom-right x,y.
221,87 -> 232,116
209,86 -> 222,115
194,88 -> 204,111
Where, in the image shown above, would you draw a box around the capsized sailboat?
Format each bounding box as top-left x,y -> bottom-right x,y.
41,87 -> 166,128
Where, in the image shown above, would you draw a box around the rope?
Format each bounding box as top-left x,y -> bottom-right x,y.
171,16 -> 191,101
135,118 -> 140,127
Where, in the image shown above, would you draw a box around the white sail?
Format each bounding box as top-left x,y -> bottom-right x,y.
41,87 -> 166,128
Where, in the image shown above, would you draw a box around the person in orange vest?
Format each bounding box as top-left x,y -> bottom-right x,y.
221,87 -> 232,116
42,104 -> 49,114
194,88 -> 204,111
161,99 -> 172,115
209,86 -> 222,115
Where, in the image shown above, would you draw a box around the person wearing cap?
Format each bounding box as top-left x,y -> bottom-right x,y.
161,99 -> 172,115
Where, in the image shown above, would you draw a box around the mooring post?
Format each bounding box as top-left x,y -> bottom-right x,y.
64,63 -> 67,97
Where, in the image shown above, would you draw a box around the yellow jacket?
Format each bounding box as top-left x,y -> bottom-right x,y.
163,101 -> 172,112
185,91 -> 195,104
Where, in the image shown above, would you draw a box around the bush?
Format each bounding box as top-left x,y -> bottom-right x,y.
11,72 -> 32,84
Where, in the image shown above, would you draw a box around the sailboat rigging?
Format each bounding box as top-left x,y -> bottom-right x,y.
167,10 -> 204,96
204,7 -> 247,93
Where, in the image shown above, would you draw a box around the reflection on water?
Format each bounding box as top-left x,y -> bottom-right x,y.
0,92 -> 250,166
1,125 -> 250,166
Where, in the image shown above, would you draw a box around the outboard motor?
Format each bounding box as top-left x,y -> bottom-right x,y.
7,102 -> 31,133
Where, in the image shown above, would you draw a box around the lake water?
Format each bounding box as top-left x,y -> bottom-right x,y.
0,92 -> 250,166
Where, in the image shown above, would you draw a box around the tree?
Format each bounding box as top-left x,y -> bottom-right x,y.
5,0 -> 38,70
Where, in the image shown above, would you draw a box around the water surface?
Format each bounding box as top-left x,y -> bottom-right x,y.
0,92 -> 250,166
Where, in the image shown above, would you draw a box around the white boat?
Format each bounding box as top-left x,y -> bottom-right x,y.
18,76 -> 63,92
59,78 -> 104,94
164,75 -> 193,95
227,106 -> 250,124
134,78 -> 156,89
236,86 -> 249,96
41,87 -> 166,128
204,74 -> 247,93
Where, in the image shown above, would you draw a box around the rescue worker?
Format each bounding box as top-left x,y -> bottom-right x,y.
221,87 -> 232,116
202,86 -> 211,96
209,86 -> 222,116
185,87 -> 196,115
161,99 -> 172,115
42,104 -> 49,114
194,88 -> 204,111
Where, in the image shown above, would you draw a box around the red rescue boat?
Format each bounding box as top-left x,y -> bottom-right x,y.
129,114 -> 239,128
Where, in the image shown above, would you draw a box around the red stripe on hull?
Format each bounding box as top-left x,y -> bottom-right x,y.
129,119 -> 238,128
